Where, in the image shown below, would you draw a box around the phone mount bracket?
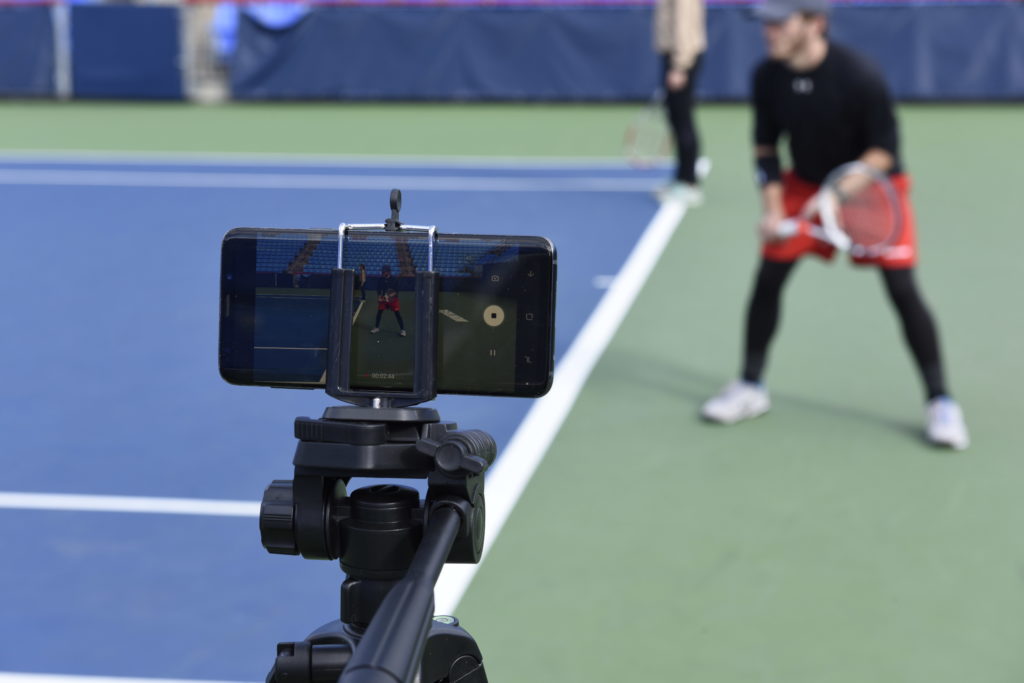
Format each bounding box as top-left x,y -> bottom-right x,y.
326,189 -> 439,409
384,188 -> 402,231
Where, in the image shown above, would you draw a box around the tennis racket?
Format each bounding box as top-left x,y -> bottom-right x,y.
776,161 -> 904,258
623,90 -> 671,169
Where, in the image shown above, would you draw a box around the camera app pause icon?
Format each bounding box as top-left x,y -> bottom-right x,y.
483,305 -> 505,327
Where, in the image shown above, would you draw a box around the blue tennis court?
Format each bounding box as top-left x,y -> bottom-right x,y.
0,156 -> 669,680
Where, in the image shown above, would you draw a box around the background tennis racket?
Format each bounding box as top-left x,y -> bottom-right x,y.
776,161 -> 904,257
623,89 -> 671,169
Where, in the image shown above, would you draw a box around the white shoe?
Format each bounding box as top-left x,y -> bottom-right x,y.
370,327 -> 380,334
656,181 -> 704,207
695,156 -> 713,182
700,380 -> 770,424
399,330 -> 407,337
925,396 -> 970,450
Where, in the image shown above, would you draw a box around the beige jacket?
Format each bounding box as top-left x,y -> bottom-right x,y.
653,0 -> 708,72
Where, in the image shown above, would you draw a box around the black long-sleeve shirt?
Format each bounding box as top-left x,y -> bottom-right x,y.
753,43 -> 902,184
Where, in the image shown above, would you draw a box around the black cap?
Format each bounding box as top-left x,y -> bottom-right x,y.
752,0 -> 830,21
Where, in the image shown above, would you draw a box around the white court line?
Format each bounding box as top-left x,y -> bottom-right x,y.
0,169 -> 657,193
0,675 -> 253,683
433,197 -> 688,615
0,492 -> 259,517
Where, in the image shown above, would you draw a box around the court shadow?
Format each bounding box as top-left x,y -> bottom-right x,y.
599,347 -> 928,446
597,346 -> 723,404
767,388 -> 924,441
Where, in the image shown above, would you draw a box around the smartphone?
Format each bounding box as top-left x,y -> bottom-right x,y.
219,228 -> 556,397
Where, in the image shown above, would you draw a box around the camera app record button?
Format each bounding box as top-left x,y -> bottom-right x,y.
483,305 -> 505,327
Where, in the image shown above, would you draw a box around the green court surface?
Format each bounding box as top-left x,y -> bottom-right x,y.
7,102 -> 1022,681
456,105 -> 1024,682
0,101 -> 643,158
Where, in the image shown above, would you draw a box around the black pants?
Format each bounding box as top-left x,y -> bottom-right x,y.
375,309 -> 405,331
741,259 -> 949,400
662,54 -> 704,184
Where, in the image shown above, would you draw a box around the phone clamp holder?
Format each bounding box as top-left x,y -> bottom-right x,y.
327,190 -> 438,410
260,190 -> 490,683
384,188 -> 402,231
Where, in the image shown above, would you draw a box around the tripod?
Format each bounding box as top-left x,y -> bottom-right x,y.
259,192 -> 490,683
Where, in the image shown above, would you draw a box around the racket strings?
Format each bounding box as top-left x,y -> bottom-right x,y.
624,92 -> 671,169
835,182 -> 901,248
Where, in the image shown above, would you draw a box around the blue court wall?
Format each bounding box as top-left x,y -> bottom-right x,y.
229,3 -> 1024,101
0,6 -> 55,97
229,7 -> 659,101
70,5 -> 183,99
1,2 -> 1022,101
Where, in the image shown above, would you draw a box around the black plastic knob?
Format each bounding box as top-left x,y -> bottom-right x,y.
434,430 -> 496,475
260,480 -> 299,555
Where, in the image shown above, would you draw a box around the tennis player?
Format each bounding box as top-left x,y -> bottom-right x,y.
700,0 -> 969,449
370,265 -> 407,337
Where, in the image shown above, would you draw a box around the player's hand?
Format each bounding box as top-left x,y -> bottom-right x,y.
665,69 -> 688,91
758,211 -> 787,242
799,187 -> 839,220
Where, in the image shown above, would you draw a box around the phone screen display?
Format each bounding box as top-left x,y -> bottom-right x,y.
220,228 -> 555,397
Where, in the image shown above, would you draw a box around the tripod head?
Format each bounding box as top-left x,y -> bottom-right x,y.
259,192 -> 492,683
261,409 -> 493,569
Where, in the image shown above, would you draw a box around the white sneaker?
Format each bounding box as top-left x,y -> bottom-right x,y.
925,396 -> 970,450
695,156 -> 713,182
700,380 -> 771,424
399,330 -> 407,337
656,181 -> 704,207
370,327 -> 380,334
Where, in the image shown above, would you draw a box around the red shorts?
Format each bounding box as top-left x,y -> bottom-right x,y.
762,171 -> 918,269
377,296 -> 400,312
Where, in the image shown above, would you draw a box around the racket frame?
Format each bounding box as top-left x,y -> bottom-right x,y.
623,89 -> 671,169
776,161 -> 904,257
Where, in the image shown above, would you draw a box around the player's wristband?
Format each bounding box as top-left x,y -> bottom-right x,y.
755,156 -> 782,187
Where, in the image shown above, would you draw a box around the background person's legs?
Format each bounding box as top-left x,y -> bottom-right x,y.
663,55 -> 703,185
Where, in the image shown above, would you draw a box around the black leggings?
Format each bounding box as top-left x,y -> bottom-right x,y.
375,309 -> 405,331
741,259 -> 948,400
662,54 -> 703,184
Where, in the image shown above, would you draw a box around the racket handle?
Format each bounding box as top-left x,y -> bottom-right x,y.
776,217 -> 850,251
775,218 -> 801,239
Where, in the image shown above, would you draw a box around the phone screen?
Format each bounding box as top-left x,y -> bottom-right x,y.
220,228 -> 555,397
